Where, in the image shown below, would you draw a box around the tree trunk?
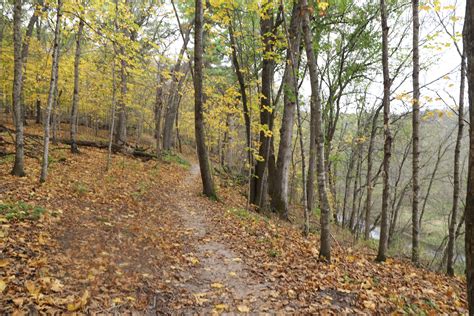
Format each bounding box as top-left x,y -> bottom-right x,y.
11,0 -> 25,177
465,0 -> 474,310
228,21 -> 251,169
342,155 -> 354,228
376,0 -> 392,262
20,1 -> 43,127
194,0 -> 216,199
411,0 -> 421,265
35,99 -> 41,124
40,0 -> 62,183
70,19 -> 84,154
250,1 -> 274,207
447,52 -> 466,276
155,64 -> 164,156
162,24 -> 192,151
302,0 -> 331,261
106,61 -> 117,171
114,53 -> 127,147
364,105 -> 382,240
0,16 -> 5,113
52,88 -> 62,145
271,0 -> 303,219
296,84 -> 308,236
175,94 -> 183,153
349,148 -> 361,232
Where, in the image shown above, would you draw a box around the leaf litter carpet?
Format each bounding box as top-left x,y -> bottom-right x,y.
0,147 -> 468,314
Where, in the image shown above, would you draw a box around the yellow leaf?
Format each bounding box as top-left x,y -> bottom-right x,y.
25,280 -> 40,298
50,279 -> 64,292
0,279 -> 7,293
12,297 -> 24,306
67,302 -> 82,312
318,1 -> 329,11
288,289 -> 297,299
193,292 -> 209,305
270,290 -> 279,298
211,282 -> 224,289
188,257 -> 200,265
237,305 -> 250,313
214,304 -> 228,311
38,234 -> 47,245
363,300 -> 376,310
67,289 -> 90,311
0,259 -> 9,267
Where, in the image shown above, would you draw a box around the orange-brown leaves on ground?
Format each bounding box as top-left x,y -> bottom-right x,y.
0,124 -> 468,314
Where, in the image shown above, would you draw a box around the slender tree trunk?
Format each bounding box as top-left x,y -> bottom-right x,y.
162,23 -> 192,151
465,0 -> 474,310
70,19 -> 84,154
11,0 -> 25,177
155,64 -> 164,156
349,148 -> 361,232
228,21 -> 251,165
114,53 -> 127,147
296,86 -> 308,236
0,17 -> 5,114
376,0 -> 392,262
250,2 -> 274,207
52,88 -> 62,145
411,0 -> 421,265
272,0 -> 303,219
35,99 -> 41,124
20,1 -> 42,127
302,0 -> 331,261
307,100 -> 316,223
364,105 -> 382,239
194,0 -> 216,199
342,150 -> 355,227
175,95 -> 183,153
106,61 -> 117,171
40,0 -> 62,183
34,20 -> 42,125
447,52 -> 466,276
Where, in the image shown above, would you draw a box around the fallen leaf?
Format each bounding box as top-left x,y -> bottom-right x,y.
25,280 -> 40,298
193,292 -> 209,305
214,304 -> 228,311
0,279 -> 6,293
12,297 -> 24,307
270,290 -> 279,298
237,305 -> 250,313
288,289 -> 297,299
211,282 -> 224,289
67,289 -> 90,311
363,300 -> 376,310
112,297 -> 122,303
50,279 -> 64,292
0,259 -> 9,267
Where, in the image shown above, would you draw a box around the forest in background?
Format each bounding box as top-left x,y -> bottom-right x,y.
1,0 -> 474,313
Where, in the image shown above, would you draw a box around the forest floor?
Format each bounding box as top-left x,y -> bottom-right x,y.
0,123 -> 469,314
